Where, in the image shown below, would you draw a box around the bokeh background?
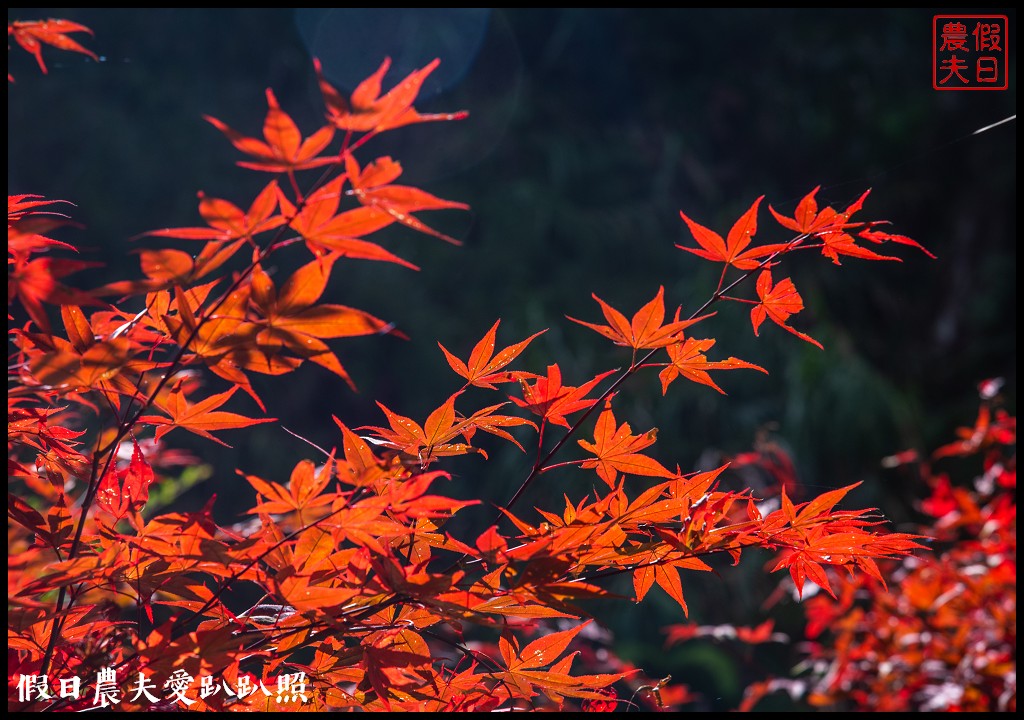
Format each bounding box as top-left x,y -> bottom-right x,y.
9,8 -> 1016,709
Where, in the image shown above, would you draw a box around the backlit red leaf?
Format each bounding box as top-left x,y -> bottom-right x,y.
750,269 -> 823,349
96,440 -> 156,521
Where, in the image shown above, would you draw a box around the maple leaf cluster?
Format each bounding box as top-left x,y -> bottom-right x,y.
715,385 -> 1015,712
8,18 -> 945,713
789,388 -> 1016,713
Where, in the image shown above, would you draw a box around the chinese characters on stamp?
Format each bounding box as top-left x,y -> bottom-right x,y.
934,15 -> 1008,90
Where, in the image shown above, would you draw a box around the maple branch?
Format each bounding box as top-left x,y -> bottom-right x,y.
281,424 -> 332,458
500,232 -> 814,519
419,627 -> 506,676
538,459 -> 587,473
533,417 -> 548,470
40,170 -> 342,676
417,628 -> 531,711
170,493 -> 378,634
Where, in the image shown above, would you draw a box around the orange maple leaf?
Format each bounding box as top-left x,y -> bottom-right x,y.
567,286 -> 713,352
438,319 -> 546,389
658,337 -> 767,395
361,394 -> 482,467
138,384 -> 275,448
497,622 -> 626,704
577,400 -> 673,488
284,175 -> 419,269
247,253 -> 392,389
360,393 -> 532,467
26,305 -> 133,390
345,154 -> 469,246
94,239 -> 247,297
245,458 -> 336,515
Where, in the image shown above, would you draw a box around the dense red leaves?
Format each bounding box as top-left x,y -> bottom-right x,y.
664,619 -> 785,646
8,19 -> 97,78
764,396 -> 1017,713
932,404 -> 1016,459
8,41 -> 937,715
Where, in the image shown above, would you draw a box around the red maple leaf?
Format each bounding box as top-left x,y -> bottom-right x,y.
750,269 -> 822,349
8,19 -> 97,78
676,196 -> 788,276
140,181 -> 286,244
510,365 -> 615,429
315,56 -> 468,134
205,89 -> 336,173
96,439 -> 156,521
769,187 -> 910,265
8,194 -> 79,254
9,254 -> 102,333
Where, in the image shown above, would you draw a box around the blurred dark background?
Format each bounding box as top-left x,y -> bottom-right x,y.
8,8 -> 1015,709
